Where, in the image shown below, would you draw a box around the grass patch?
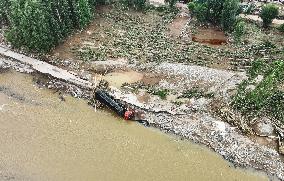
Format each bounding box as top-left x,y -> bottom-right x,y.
232,59 -> 284,123
151,89 -> 169,99
178,88 -> 214,99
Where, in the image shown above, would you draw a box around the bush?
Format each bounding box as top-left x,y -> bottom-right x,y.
278,24 -> 284,32
221,0 -> 240,31
233,20 -> 246,41
119,0 -> 147,10
244,3 -> 256,15
260,4 -> 279,28
206,0 -> 224,24
187,2 -> 195,11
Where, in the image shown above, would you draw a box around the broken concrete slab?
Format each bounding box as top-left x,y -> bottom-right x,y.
0,46 -> 93,89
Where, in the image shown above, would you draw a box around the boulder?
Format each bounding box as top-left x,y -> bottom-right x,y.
253,118 -> 275,136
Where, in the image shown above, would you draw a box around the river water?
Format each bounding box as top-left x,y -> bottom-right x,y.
0,71 -> 269,181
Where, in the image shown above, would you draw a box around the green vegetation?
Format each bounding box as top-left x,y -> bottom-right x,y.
233,20 -> 246,41
187,0 -> 240,31
5,0 -> 95,52
243,3 -> 256,15
119,0 -> 147,10
279,24 -> 284,33
188,1 -> 207,22
233,60 -> 284,122
0,0 -> 10,24
151,89 -> 169,99
260,4 -> 279,28
221,0 -> 239,31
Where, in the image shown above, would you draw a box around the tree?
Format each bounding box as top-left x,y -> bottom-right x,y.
5,0 -> 95,52
0,0 -> 11,24
260,4 -> 279,28
221,0 -> 239,31
206,0 -> 224,25
188,0 -> 240,31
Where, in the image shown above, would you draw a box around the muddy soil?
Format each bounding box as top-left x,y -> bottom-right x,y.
192,28 -> 227,46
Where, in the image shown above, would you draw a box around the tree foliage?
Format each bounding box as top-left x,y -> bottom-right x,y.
221,0 -> 239,31
188,0 -> 240,31
0,0 -> 11,24
260,4 -> 279,28
4,0 -> 96,52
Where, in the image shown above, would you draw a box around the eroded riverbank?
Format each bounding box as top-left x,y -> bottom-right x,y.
0,71 -> 270,181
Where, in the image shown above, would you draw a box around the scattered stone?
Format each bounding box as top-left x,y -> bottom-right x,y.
253,118 -> 275,137
254,75 -> 264,84
245,84 -> 256,92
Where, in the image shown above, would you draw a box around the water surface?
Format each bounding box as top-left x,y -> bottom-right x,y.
0,71 -> 269,181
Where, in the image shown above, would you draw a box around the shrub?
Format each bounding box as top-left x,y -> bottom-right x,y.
187,2 -> 195,11
244,3 -> 256,15
134,0 -> 147,10
119,0 -> 147,10
278,24 -> 284,32
152,89 -> 168,99
188,1 -> 207,22
260,4 -> 279,28
221,0 -> 240,31
233,20 -> 246,41
206,0 -> 224,25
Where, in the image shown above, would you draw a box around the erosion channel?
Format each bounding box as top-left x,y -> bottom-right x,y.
0,71 -> 270,181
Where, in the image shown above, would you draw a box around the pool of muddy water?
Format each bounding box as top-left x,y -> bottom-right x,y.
0,71 -> 269,181
192,28 -> 227,46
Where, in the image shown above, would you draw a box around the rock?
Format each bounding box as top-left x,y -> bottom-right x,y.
0,59 -> 10,72
254,75 -> 263,84
253,118 -> 275,136
63,60 -> 71,66
245,84 -> 256,92
0,59 -> 4,68
279,144 -> 284,155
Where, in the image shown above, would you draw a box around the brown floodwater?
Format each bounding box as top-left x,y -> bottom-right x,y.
192,28 -> 227,46
0,71 -> 269,181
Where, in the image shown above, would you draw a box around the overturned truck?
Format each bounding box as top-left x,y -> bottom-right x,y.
95,89 -> 149,126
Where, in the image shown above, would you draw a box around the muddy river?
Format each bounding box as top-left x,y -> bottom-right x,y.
0,71 -> 269,181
